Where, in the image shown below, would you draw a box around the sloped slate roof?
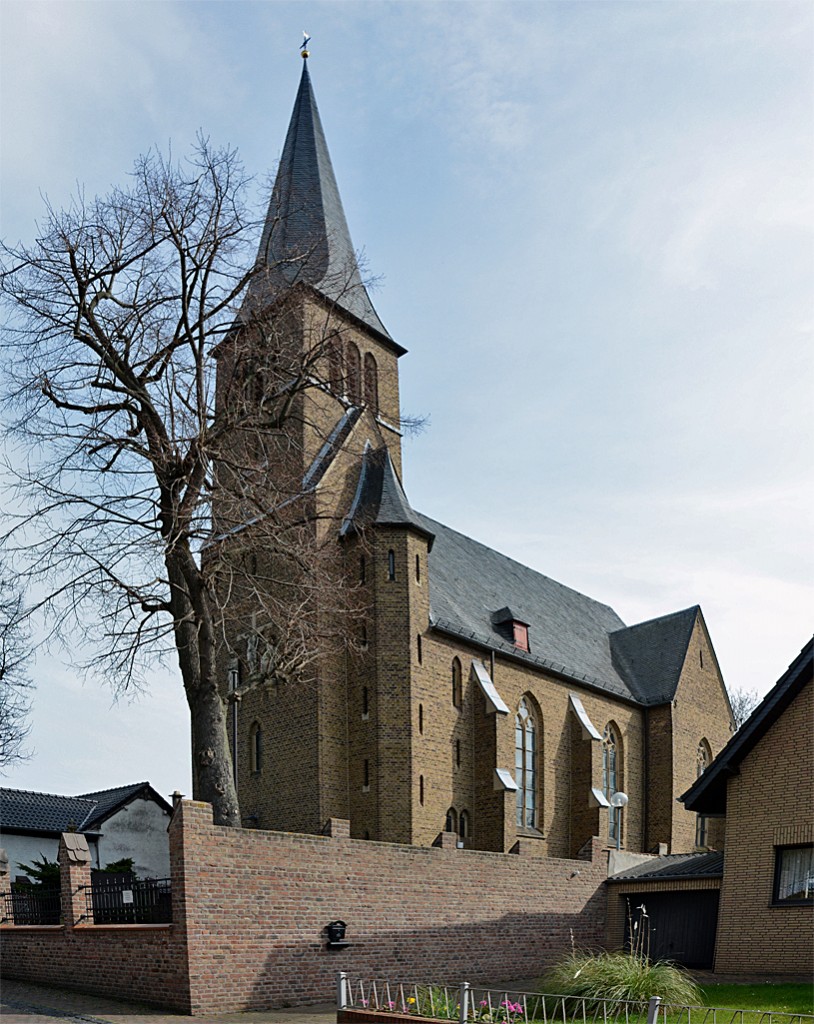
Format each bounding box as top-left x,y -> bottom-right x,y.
681,638 -> 813,815
342,447 -> 704,706
342,445 -> 435,546
0,782 -> 170,835
609,851 -> 724,883
609,607 -> 699,704
420,513 -> 636,701
251,61 -> 396,347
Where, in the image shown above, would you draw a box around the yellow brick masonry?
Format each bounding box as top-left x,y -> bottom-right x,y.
713,679 -> 813,974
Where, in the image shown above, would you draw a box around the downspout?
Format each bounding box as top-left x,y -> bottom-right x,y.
643,706 -> 649,851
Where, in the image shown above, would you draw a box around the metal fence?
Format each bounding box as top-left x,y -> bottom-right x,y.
85,875 -> 172,924
1,887 -> 61,925
336,977 -> 814,1024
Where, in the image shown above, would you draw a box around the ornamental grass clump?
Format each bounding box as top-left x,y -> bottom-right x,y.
538,950 -> 701,1010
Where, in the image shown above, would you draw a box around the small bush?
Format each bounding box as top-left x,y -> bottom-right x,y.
538,951 -> 701,1008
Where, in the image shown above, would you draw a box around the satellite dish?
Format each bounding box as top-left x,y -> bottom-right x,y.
610,791 -> 629,809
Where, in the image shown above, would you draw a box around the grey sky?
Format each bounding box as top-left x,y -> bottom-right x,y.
1,1 -> 811,802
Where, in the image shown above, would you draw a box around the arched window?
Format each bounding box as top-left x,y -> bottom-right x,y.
415,553 -> 421,583
455,738 -> 461,768
695,739 -> 712,847
445,807 -> 458,834
346,342 -> 362,405
419,775 -> 425,805
603,725 -> 621,842
418,703 -> 424,734
327,334 -> 344,394
417,634 -> 423,664
452,658 -> 462,708
515,697 -> 538,828
250,721 -> 262,774
363,352 -> 379,415
387,549 -> 396,581
459,810 -> 469,840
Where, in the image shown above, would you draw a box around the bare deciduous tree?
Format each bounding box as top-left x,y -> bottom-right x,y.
0,574 -> 31,770
727,686 -> 761,730
0,141 -> 365,824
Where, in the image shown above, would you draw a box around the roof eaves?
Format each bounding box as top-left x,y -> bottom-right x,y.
429,618 -> 641,706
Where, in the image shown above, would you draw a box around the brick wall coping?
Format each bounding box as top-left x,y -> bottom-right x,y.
72,924 -> 174,933
339,1011 -> 433,1024
0,925 -> 62,932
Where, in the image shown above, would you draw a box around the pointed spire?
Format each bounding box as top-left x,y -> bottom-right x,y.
255,61 -> 393,342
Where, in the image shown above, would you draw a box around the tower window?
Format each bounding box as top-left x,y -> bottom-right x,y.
445,807 -> 457,834
459,810 -> 469,840
455,738 -> 461,768
250,721 -> 262,774
417,634 -> 423,664
419,775 -> 425,805
363,759 -> 370,791
362,686 -> 369,718
418,703 -> 424,734
452,658 -> 462,708
347,342 -> 362,405
387,549 -> 396,581
363,351 -> 379,415
328,333 -> 344,395
415,553 -> 421,583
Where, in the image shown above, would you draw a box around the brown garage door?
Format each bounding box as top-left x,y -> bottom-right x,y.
624,890 -> 719,968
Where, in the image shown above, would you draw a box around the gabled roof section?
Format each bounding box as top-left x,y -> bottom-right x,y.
608,850 -> 724,883
681,638 -> 813,815
77,782 -> 172,829
609,606 -> 700,704
0,782 -> 171,836
342,444 -> 435,547
252,61 -> 394,346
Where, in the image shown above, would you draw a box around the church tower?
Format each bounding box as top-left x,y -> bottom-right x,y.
212,54 -> 412,834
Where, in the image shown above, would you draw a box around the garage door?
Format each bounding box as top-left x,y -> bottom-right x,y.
623,890 -> 719,968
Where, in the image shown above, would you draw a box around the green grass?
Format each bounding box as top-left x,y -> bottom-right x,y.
699,985 -> 814,1015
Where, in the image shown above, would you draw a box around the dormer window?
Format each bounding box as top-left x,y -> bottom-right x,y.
513,622 -> 529,652
491,607 -> 530,653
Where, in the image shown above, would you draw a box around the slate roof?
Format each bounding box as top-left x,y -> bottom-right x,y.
608,851 -> 724,883
250,61 -> 397,348
609,607 -> 700,705
342,446 -> 703,706
681,638 -> 813,815
0,782 -> 171,836
342,445 -> 435,547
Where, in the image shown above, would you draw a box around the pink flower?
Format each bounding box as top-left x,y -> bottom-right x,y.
361,999 -> 369,1007
480,1001 -> 489,1007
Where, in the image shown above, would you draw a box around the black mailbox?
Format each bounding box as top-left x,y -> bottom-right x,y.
326,919 -> 349,948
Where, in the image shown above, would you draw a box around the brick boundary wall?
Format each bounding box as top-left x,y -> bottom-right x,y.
1,802 -> 609,1015
0,831 -> 190,1011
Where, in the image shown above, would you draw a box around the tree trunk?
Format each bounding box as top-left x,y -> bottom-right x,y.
166,546 -> 240,827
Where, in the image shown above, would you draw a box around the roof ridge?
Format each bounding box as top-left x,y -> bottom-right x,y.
0,786 -> 97,801
610,604 -> 699,636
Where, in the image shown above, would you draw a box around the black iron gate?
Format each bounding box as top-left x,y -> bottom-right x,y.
624,890 -> 719,968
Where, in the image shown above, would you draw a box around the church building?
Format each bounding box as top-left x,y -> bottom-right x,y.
213,55 -> 734,859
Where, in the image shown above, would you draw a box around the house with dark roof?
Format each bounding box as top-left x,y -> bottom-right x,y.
211,57 -> 734,858
0,783 -> 172,880
680,639 -> 813,975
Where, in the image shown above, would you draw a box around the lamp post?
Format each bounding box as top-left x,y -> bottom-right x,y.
610,791 -> 629,851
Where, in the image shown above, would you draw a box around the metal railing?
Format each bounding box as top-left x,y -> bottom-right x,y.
336,977 -> 814,1024
84,876 -> 172,924
1,887 -> 61,925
